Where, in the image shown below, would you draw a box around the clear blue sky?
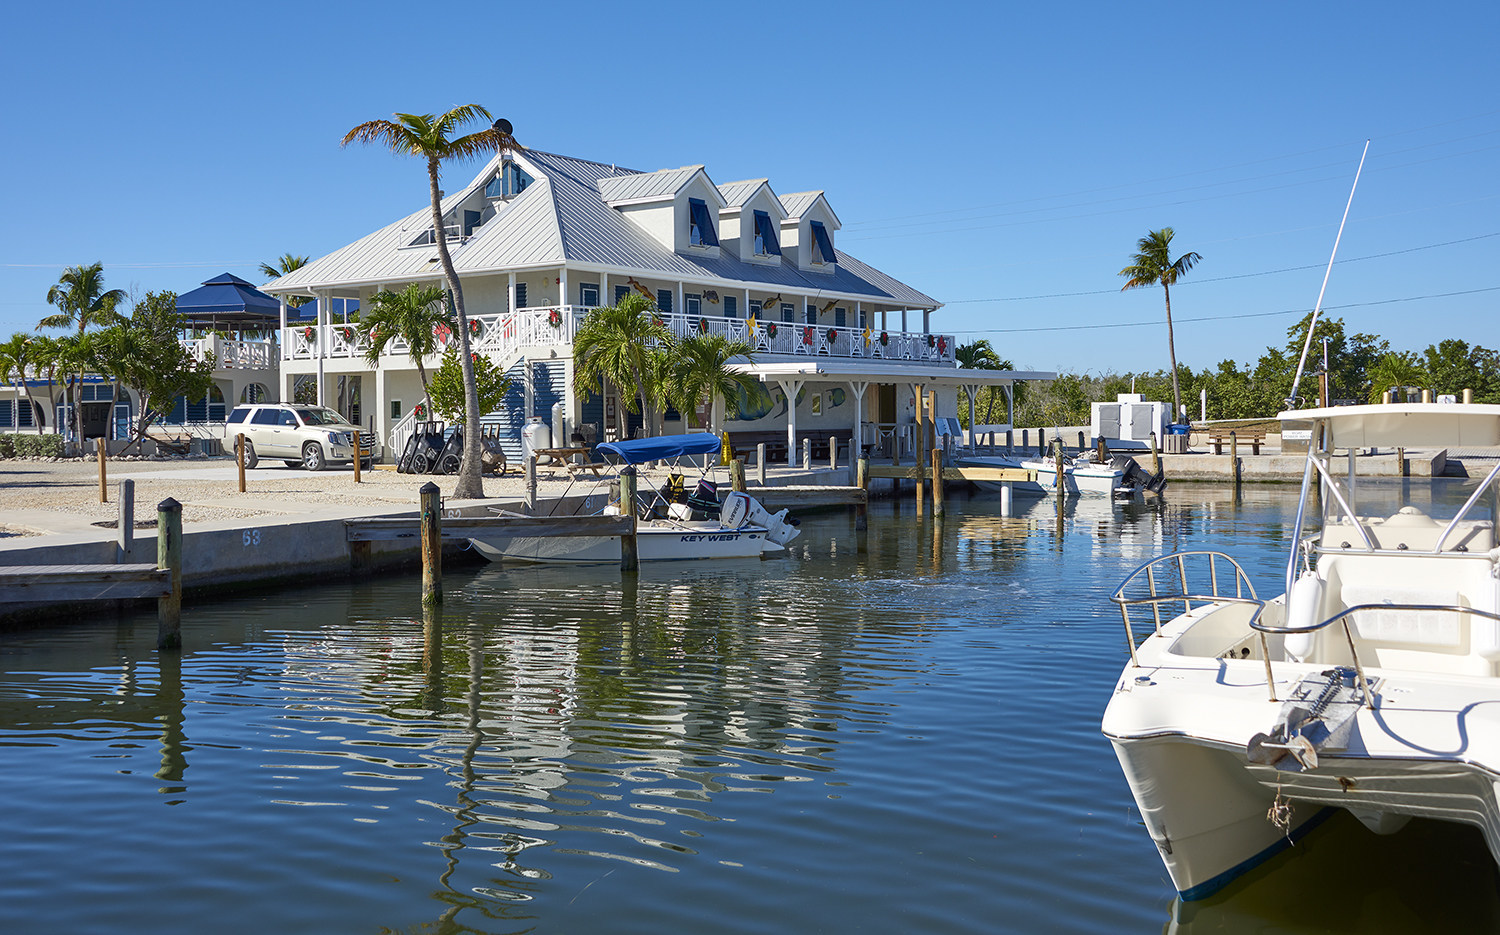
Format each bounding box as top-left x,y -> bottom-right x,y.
2,1 -> 1495,376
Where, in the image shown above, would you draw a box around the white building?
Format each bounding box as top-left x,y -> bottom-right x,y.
253,147 -> 1050,462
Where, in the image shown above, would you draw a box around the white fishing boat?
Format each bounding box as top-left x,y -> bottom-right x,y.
468,433 -> 801,565
959,450 -> 1148,497
1102,403 -> 1500,900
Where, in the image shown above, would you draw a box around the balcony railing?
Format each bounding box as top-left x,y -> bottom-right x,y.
283,306 -> 957,366
180,336 -> 277,370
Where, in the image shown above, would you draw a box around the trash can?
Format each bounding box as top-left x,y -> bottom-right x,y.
1166,423 -> 1190,436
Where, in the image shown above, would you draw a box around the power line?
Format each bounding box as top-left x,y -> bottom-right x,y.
944,232 -> 1500,304
956,285 -> 1500,335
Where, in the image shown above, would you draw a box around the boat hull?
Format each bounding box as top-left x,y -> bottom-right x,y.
958,456 -> 1124,496
469,523 -> 783,564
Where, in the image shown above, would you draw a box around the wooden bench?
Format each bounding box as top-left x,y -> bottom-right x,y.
1208,426 -> 1268,455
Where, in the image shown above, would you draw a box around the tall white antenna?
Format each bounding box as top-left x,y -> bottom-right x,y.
1287,139 -> 1370,409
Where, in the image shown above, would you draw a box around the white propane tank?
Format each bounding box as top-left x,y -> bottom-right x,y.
521,417 -> 552,463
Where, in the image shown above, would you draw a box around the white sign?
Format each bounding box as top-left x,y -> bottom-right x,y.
1438,394 -> 1457,404
1282,429 -> 1312,442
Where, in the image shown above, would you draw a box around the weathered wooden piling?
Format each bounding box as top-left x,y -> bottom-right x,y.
1397,446 -> 1407,477
619,468 -> 639,572
729,458 -> 746,492
1149,432 -> 1162,477
117,479 -> 134,563
1230,431 -> 1241,487
97,439 -> 108,503
830,439 -> 839,471
420,483 -> 442,605
235,433 -> 247,493
756,443 -> 767,485
1053,438 -> 1066,529
353,434 -> 362,483
855,456 -> 869,547
524,454 -> 538,514
931,447 -> 945,519
157,498 -> 182,649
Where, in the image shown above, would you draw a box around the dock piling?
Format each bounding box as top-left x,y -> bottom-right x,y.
157,498 -> 182,649
756,443 -> 767,485
802,437 -> 812,471
730,458 -> 746,492
855,457 -> 869,546
999,482 -> 1013,517
1149,432 -> 1162,477
619,468 -> 639,572
353,435 -> 362,483
117,479 -> 134,563
1053,438 -> 1066,530
525,455 -> 537,514
1231,431 -> 1241,488
932,447 -> 945,519
97,439 -> 107,503
420,483 -> 442,605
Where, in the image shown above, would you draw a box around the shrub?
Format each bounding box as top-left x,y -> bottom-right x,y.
9,433 -> 64,458
0,435 -> 13,458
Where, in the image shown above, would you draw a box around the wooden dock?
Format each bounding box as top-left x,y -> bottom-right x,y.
0,564 -> 171,603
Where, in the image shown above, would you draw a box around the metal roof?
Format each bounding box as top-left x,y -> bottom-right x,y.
717,178 -> 769,208
263,148 -> 938,308
779,190 -> 842,228
175,272 -> 281,325
597,165 -> 709,205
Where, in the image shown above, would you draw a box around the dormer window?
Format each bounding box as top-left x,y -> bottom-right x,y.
688,198 -> 718,247
753,210 -> 781,256
810,220 -> 836,265
485,162 -> 533,199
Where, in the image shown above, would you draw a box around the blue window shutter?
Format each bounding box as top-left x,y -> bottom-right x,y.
688,198 -> 718,247
515,283 -> 528,309
615,284 -> 630,304
724,295 -> 737,318
580,283 -> 599,306
805,304 -> 816,324
834,307 -> 846,327
748,300 -> 762,318
657,290 -> 673,314
686,294 -> 701,316
463,210 -> 481,236
811,221 -> 835,263
781,303 -> 794,322
754,210 -> 781,255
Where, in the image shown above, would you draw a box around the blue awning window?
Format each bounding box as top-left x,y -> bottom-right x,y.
753,210 -> 781,256
810,220 -> 836,264
688,198 -> 718,247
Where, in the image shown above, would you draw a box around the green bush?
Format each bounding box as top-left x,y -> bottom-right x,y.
6,433 -> 64,458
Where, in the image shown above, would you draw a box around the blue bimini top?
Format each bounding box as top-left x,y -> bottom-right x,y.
597,433 -> 722,465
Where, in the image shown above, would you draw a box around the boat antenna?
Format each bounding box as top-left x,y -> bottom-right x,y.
1286,140 -> 1369,410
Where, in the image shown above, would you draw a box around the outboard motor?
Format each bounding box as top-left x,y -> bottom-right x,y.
720,491 -> 751,529
743,496 -> 802,546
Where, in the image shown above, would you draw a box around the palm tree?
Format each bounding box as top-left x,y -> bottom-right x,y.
342,106 -> 518,500
670,333 -> 767,434
259,254 -> 311,307
362,283 -> 452,405
573,293 -> 675,436
40,262 -> 126,441
1118,228 -> 1200,421
956,339 -> 1008,426
27,335 -> 61,433
0,334 -> 42,433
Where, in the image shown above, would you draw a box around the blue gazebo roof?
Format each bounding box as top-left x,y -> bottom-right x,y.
175,273 -> 281,326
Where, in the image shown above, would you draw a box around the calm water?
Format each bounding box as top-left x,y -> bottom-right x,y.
4,483 -> 1499,934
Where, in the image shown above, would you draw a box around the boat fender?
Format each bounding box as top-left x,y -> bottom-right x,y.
1284,573 -> 1324,662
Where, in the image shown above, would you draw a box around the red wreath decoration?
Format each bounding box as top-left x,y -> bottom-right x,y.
469,318 -> 481,336
470,352 -> 480,363
767,322 -> 778,338
699,317 -> 709,333
414,403 -> 426,418
937,337 -> 948,354
926,334 -> 936,348
339,326 -> 354,342
548,308 -> 562,328
879,331 -> 889,346
302,326 -> 315,342
802,326 -> 815,346
827,328 -> 839,343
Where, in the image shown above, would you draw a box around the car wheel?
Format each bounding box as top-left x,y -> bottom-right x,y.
302,442 -> 326,472
242,441 -> 259,470
283,460 -> 302,469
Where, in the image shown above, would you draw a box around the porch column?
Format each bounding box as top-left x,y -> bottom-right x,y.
901,308 -> 908,333
559,267 -> 569,310
676,282 -> 684,319
599,272 -> 607,309
278,296 -> 288,362
923,309 -> 931,334
743,288 -> 750,321
964,384 -> 980,450
777,378 -> 804,459
848,380 -> 870,456
508,272 -> 517,313
1004,382 -> 1015,427
316,291 -> 327,407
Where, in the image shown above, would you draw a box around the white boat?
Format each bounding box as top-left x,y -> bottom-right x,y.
468,433 -> 800,565
960,451 -> 1137,497
1102,403 -> 1500,900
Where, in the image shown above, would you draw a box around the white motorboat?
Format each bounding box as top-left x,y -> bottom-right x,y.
1102,403 -> 1500,900
960,450 -> 1146,497
468,433 -> 800,565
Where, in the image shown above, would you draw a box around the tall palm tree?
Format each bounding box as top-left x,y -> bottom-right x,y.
0,334 -> 42,433
1119,228 -> 1200,421
259,254 -> 311,307
956,339 -> 1007,426
343,106 -> 518,499
41,262 -> 126,441
362,283 -> 452,405
27,335 -> 61,433
573,293 -> 674,436
670,333 -> 766,435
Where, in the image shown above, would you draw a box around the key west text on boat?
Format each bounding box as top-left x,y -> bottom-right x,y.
1102,402 -> 1500,900
467,433 -> 801,564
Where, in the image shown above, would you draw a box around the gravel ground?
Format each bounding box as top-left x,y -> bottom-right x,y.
0,455 -> 611,534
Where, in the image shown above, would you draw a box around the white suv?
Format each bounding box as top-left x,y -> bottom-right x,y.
224,404 -> 378,471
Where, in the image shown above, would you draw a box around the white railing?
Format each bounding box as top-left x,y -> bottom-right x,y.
180,336 -> 277,370
285,305 -> 957,366
388,396 -> 433,459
